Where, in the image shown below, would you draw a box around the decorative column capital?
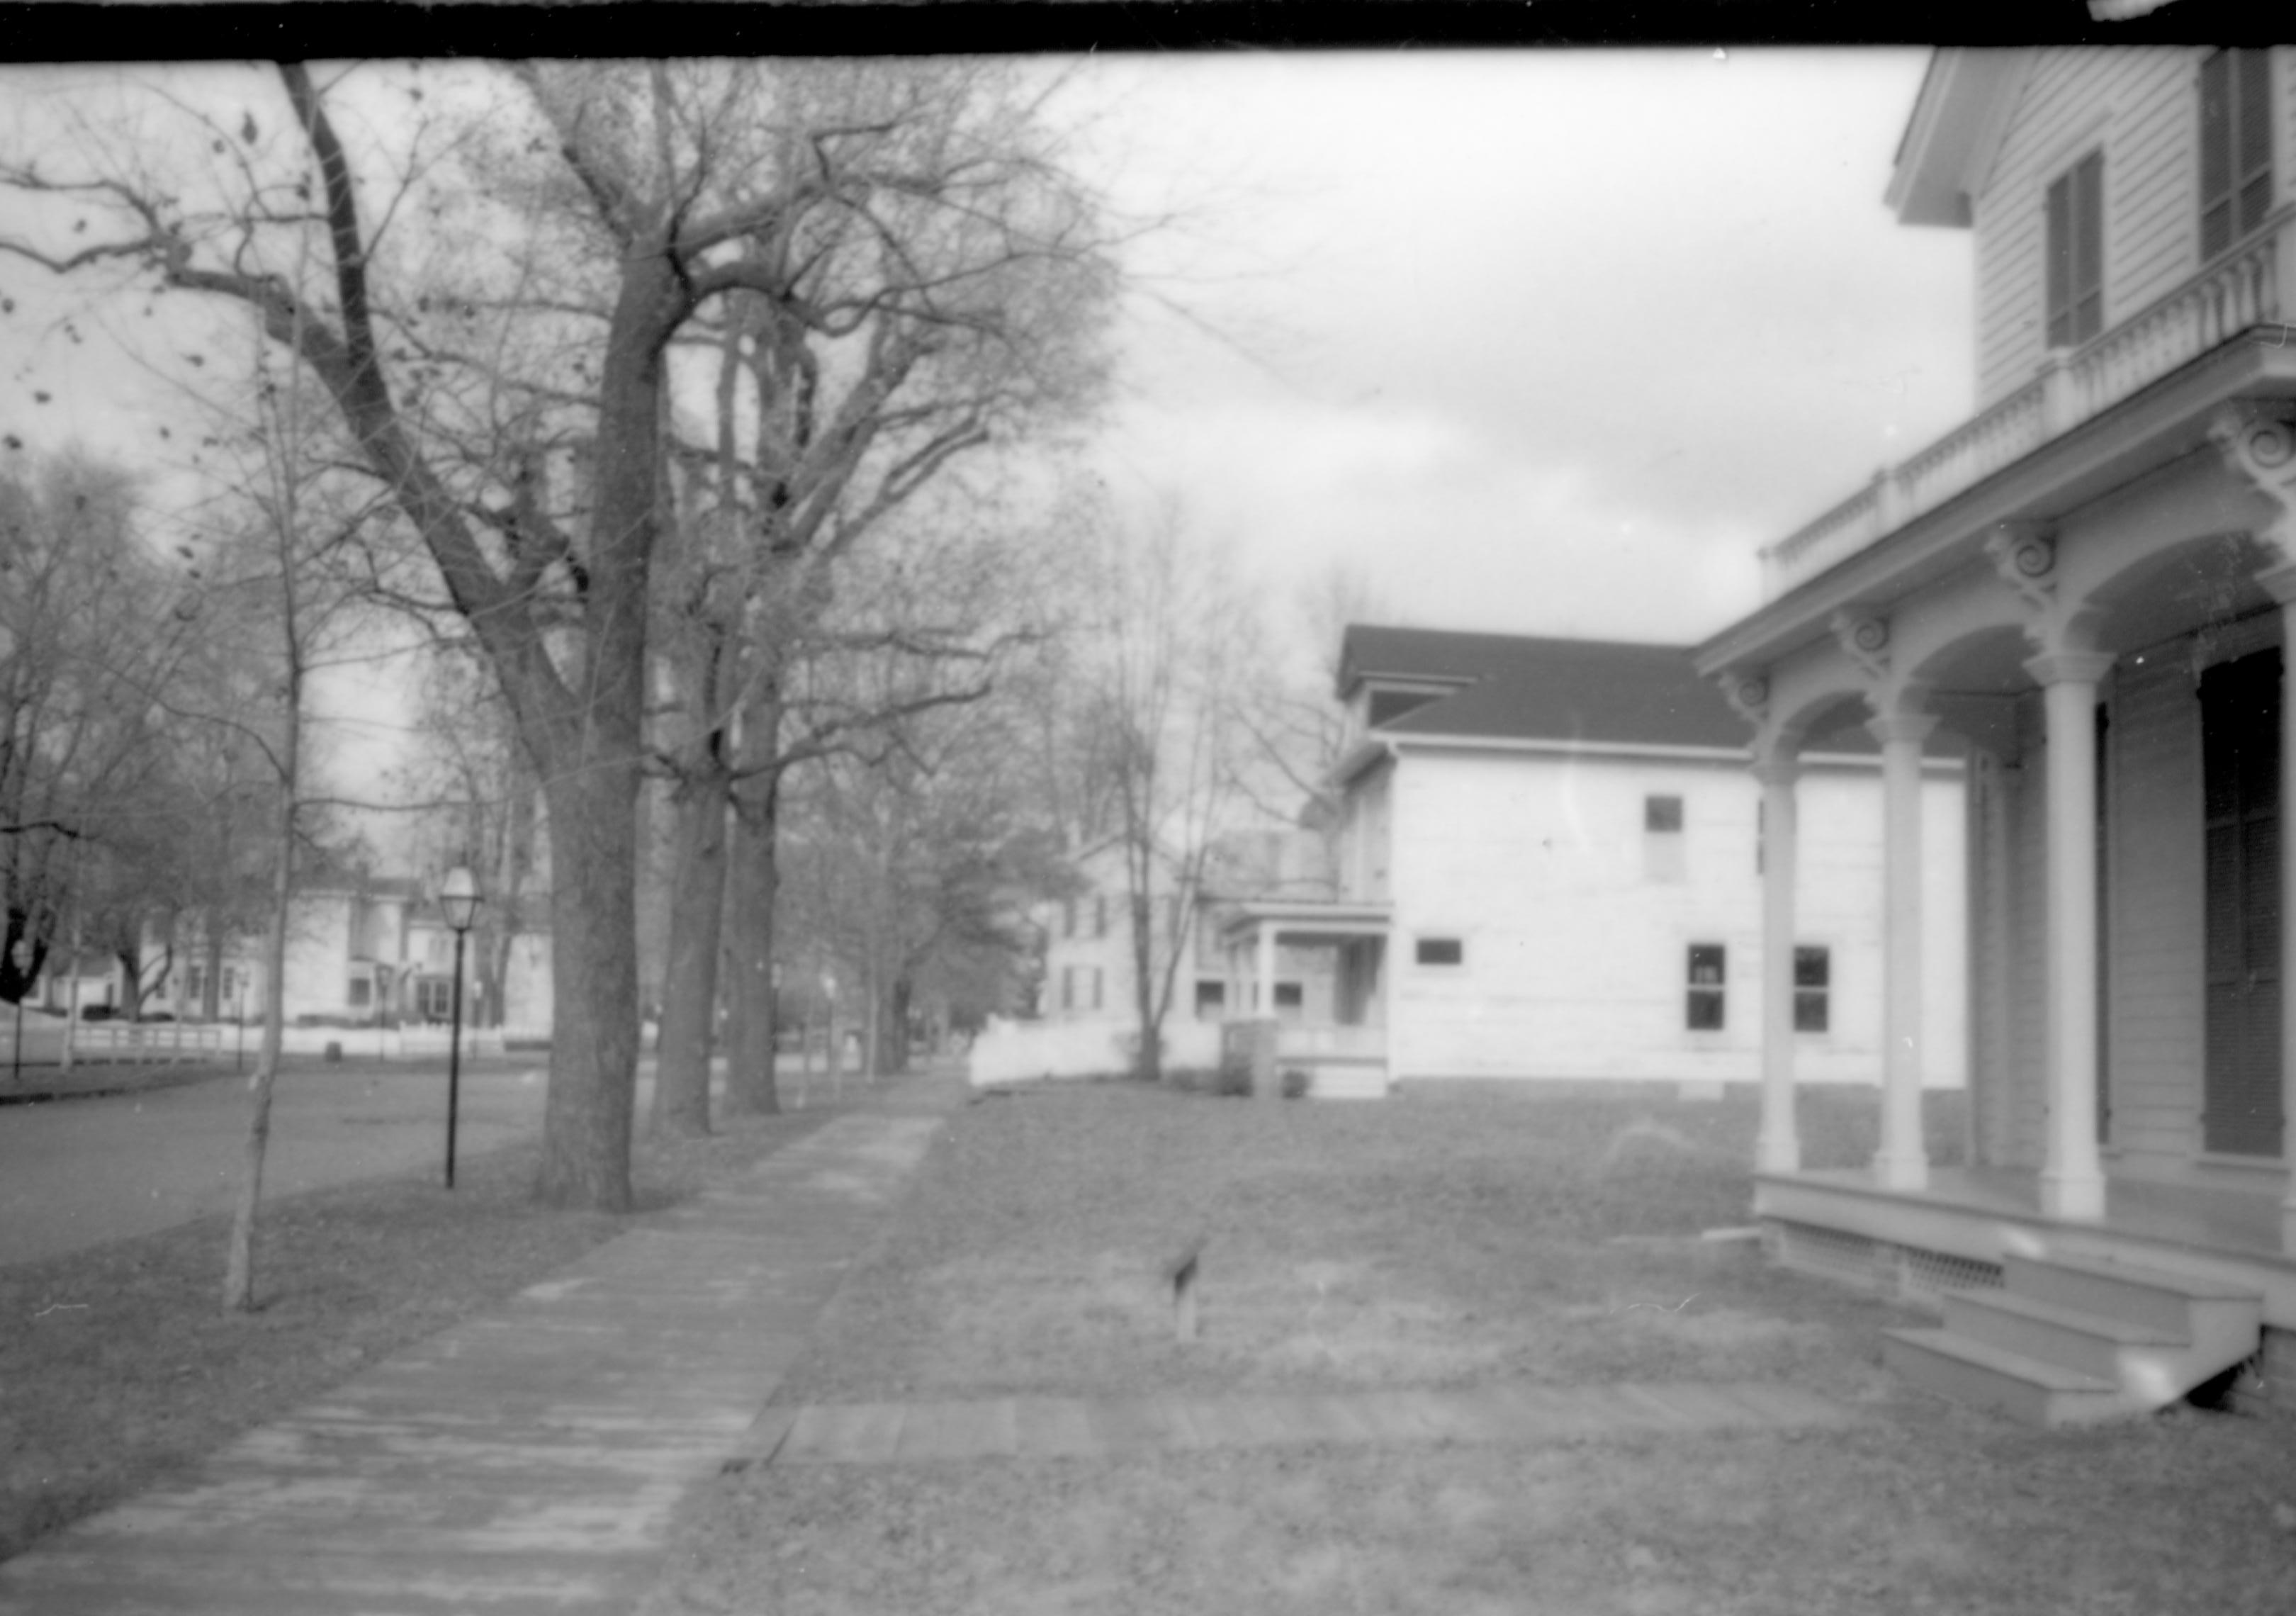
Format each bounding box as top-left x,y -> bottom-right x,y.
1867,707 -> 1940,748
1750,748 -> 1800,788
2212,401 -> 2296,560
2023,648 -> 2117,688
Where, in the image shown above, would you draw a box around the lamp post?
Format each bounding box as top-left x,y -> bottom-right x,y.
439,865 -> 483,1189
9,939 -> 30,1090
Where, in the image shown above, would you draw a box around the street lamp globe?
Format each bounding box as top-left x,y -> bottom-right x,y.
441,865 -> 482,933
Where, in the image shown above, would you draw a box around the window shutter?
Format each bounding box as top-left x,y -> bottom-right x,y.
2071,150 -> 2103,342
2047,169 -> 2074,347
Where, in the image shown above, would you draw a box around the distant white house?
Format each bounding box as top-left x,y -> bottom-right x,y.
28,874 -> 553,1038
1215,626 -> 1967,1096
1036,832 -> 1338,1039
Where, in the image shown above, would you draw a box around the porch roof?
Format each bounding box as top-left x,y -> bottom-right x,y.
1696,321 -> 2296,680
1219,901 -> 1390,945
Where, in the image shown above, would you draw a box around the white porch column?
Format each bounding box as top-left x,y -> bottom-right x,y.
1754,751 -> 1801,1174
1869,707 -> 1938,1191
2026,649 -> 2115,1221
1255,922 -> 1278,1019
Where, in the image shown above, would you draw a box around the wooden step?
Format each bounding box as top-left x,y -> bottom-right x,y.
1945,1288 -> 2185,1382
2004,1253 -> 2260,1335
1881,1326 -> 2125,1427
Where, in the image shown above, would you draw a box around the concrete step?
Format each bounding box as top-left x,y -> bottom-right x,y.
1881,1326 -> 2127,1427
1944,1287 -> 2185,1382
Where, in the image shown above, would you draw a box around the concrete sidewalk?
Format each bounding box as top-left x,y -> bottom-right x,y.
758,1378 -> 1861,1467
0,1072 -> 967,1615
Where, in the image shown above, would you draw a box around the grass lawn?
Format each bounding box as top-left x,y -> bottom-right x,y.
0,1099 -> 852,1563
644,1079 -> 2296,1616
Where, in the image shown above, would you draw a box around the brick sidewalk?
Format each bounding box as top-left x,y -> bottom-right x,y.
0,1074 -> 967,1616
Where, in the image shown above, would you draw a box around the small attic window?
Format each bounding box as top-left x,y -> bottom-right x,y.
1368,688 -> 1441,729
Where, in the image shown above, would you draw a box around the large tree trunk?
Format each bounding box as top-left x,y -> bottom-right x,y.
723,771 -> 781,1115
651,766 -> 729,1137
533,755 -> 642,1208
879,975 -> 913,1075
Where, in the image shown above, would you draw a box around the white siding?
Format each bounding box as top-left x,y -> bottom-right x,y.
1383,749 -> 1966,1087
1971,47 -> 2203,410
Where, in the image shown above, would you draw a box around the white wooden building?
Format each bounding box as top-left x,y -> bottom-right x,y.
1220,627 -> 1966,1097
1694,46 -> 2296,1421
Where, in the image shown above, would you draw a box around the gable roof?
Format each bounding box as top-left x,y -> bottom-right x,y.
1886,48 -> 2030,228
1336,625 -> 1750,751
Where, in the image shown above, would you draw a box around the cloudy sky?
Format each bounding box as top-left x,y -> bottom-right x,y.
1059,47 -> 1974,647
3,49 -> 1976,700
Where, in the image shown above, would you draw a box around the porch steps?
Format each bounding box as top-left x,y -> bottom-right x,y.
1881,1253 -> 2261,1427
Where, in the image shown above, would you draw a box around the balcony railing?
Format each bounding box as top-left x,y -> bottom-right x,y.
1764,215 -> 2290,596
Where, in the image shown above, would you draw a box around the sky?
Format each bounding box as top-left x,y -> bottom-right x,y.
1057,47 -> 1975,649
0,50 -> 1979,797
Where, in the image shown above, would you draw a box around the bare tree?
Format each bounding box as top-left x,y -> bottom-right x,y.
1057,494 -> 1264,1084
1,60 -> 1123,1206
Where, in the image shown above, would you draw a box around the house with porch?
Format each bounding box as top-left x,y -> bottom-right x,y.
1217,627 -> 1966,1099
1032,831 -> 1339,1070
1694,45 -> 2296,1421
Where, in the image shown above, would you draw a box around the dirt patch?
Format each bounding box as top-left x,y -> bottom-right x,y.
0,1101 -> 847,1562
644,1082 -> 2296,1615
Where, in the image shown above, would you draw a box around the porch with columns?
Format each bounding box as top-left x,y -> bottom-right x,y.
1716,403 -> 2296,1321
1218,902 -> 1392,1099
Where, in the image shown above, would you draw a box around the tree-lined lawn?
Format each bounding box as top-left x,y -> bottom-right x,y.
646,1081 -> 2296,1616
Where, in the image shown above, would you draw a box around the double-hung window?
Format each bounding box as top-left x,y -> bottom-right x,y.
1686,943 -> 1726,1031
2200,48 -> 2273,261
2045,149 -> 2104,349
1794,946 -> 1831,1033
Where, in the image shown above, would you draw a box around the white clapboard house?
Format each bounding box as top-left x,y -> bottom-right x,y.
1214,626 -> 1966,1099
1694,45 -> 2296,1421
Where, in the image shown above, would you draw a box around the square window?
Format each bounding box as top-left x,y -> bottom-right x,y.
1194,980 -> 1225,1019
1644,795 -> 1683,834
1416,936 -> 1463,967
1273,982 -> 1302,1008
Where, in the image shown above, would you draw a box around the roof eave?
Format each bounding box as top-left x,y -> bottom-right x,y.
1885,48 -> 2030,229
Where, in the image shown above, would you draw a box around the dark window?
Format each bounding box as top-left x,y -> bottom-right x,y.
1794,946 -> 1830,1033
1644,795 -> 1684,834
2046,149 -> 2104,348
1062,897 -> 1076,938
1194,980 -> 1225,1019
347,977 -> 372,1009
1093,894 -> 1108,938
1687,943 -> 1726,1031
1273,982 -> 1303,1009
2201,48 -> 2273,260
1416,936 -> 1463,967
1368,689 -> 1439,728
